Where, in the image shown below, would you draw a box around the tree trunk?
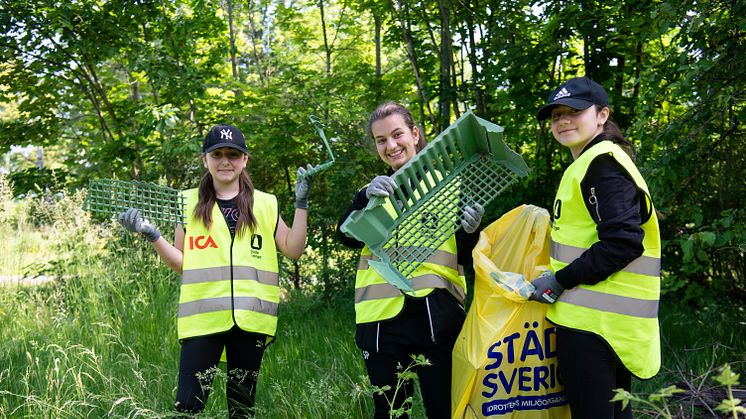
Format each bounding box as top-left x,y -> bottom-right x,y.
225,0 -> 239,80
451,37 -> 460,119
633,41 -> 642,99
374,12 -> 382,102
437,0 -> 453,131
246,0 -> 267,88
393,0 -> 435,129
319,0 -> 331,76
464,5 -> 484,115
159,0 -> 198,127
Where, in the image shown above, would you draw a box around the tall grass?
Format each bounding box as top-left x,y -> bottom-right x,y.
0,178 -> 743,418
0,181 -> 381,418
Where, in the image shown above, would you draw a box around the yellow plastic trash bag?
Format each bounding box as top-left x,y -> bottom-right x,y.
452,205 -> 570,418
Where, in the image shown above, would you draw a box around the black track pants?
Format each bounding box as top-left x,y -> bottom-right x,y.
175,327 -> 266,418
556,327 -> 633,419
363,344 -> 453,419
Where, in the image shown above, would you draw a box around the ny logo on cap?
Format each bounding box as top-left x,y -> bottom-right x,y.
220,129 -> 233,140
553,87 -> 571,100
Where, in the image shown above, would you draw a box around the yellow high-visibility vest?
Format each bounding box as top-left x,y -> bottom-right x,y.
354,171 -> 467,324
179,188 -> 280,340
547,141 -> 661,379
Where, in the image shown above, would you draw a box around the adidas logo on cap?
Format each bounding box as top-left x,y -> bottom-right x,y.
536,76 -> 609,121
553,87 -> 571,100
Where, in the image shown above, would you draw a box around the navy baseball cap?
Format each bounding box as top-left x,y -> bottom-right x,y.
203,124 -> 247,154
536,76 -> 609,121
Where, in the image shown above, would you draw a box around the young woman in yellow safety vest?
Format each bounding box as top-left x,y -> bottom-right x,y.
336,101 -> 484,418
530,77 -> 661,419
118,123 -> 316,417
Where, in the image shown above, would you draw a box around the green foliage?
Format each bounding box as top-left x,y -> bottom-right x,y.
0,196 -> 743,417
611,385 -> 685,418
632,1 -> 746,303
7,167 -> 70,197
370,354 -> 431,418
714,364 -> 746,418
612,363 -> 746,419
0,174 -> 13,224
1,0 -> 744,301
663,208 -> 746,304
0,197 -> 375,417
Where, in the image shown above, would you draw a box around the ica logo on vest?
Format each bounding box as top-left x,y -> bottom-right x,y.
189,235 -> 219,250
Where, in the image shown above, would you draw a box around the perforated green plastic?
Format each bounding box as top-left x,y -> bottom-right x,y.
340,111 -> 528,292
298,115 -> 336,179
84,179 -> 185,227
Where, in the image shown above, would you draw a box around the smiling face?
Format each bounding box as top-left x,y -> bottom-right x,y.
371,114 -> 420,170
550,105 -> 609,159
202,147 -> 248,186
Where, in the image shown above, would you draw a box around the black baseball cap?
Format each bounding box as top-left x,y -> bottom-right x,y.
536,76 -> 609,121
203,124 -> 247,154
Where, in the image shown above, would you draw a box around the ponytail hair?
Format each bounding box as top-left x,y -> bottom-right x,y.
367,101 -> 427,152
194,165 -> 257,237
596,105 -> 636,161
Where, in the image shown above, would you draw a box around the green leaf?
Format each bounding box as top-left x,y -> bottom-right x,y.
649,385 -> 685,402
715,364 -> 740,386
681,239 -> 694,262
610,388 -> 633,410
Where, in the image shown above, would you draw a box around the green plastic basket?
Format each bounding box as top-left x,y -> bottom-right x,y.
340,111 -> 528,291
84,179 -> 185,227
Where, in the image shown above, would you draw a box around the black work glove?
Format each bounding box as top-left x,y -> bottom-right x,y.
529,271 -> 565,304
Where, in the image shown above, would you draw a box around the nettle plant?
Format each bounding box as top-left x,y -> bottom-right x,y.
372,354 -> 431,419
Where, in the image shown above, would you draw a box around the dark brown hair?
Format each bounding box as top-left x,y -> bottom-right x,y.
595,105 -> 636,161
193,162 -> 257,237
367,101 -> 427,152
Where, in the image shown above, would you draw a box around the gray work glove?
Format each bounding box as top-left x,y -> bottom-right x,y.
529,271 -> 565,304
461,204 -> 484,234
365,175 -> 397,198
117,208 -> 161,242
295,164 -> 316,209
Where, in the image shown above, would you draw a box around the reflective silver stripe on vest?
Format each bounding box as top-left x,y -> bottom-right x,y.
559,287 -> 658,318
358,249 -> 458,271
182,266 -> 279,286
234,266 -> 279,286
355,274 -> 465,304
178,296 -> 279,318
551,240 -> 661,277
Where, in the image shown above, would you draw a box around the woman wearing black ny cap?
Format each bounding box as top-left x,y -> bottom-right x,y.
530,77 -> 662,418
118,123 -> 316,417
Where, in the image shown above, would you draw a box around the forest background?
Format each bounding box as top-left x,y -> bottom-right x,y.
0,0 -> 744,417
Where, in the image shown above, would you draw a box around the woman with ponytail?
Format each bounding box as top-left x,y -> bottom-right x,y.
118,123 -> 316,417
530,77 -> 661,418
336,102 -> 483,418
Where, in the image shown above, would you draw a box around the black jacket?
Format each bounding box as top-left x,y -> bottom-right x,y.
553,136 -> 648,289
335,170 -> 479,352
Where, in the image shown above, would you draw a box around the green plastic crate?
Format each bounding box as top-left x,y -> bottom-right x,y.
84,179 -> 185,227
340,111 -> 528,292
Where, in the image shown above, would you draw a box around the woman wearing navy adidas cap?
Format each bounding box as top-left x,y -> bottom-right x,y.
118,123 -> 316,417
530,77 -> 662,418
